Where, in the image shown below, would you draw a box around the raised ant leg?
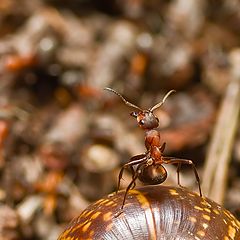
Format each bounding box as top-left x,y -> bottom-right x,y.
162,157 -> 202,196
116,154 -> 147,194
160,142 -> 166,152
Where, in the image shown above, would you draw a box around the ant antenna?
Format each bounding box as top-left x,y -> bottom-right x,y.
150,90 -> 176,112
104,87 -> 142,111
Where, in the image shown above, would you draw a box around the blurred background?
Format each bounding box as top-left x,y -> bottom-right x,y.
0,0 -> 239,239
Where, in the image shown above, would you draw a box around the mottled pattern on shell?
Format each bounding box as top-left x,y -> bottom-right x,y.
58,185 -> 240,240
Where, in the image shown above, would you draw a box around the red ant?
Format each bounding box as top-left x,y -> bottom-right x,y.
105,88 -> 202,210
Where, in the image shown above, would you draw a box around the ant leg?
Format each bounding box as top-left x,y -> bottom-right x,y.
115,166 -> 142,218
117,166 -> 136,193
130,166 -> 136,189
120,173 -> 139,210
176,163 -> 183,187
160,142 -> 166,152
163,157 -> 202,197
117,167 -> 125,194
128,154 -> 146,190
120,164 -> 143,210
116,155 -> 147,194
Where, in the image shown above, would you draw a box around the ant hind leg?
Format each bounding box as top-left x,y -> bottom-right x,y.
176,163 -> 184,188
163,157 -> 202,197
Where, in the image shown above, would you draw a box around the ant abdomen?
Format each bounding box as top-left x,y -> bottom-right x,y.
138,164 -> 167,185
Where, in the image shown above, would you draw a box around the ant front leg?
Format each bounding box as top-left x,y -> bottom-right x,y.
163,157 -> 202,197
116,154 -> 147,194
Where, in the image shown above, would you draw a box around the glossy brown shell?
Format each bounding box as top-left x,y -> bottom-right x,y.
58,185 -> 240,240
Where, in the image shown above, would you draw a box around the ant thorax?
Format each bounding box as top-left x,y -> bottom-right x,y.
145,129 -> 161,149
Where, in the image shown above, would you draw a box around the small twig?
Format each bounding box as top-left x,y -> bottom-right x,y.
202,50 -> 240,204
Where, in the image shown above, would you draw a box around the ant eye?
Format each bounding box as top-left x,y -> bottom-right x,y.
130,112 -> 138,118
139,119 -> 145,125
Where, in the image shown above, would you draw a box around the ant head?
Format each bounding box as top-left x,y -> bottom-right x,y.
104,87 -> 175,130
130,110 -> 159,130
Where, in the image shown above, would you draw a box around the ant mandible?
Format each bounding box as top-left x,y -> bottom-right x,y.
105,87 -> 202,210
